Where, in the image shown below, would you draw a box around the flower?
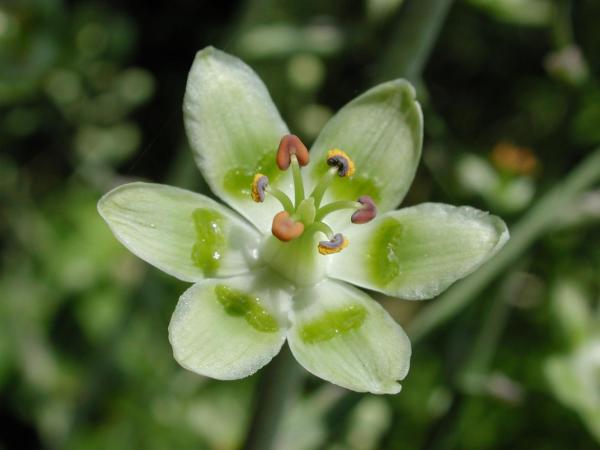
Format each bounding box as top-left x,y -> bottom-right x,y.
98,47 -> 509,394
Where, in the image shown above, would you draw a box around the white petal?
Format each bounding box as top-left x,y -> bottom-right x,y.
98,182 -> 261,282
328,203 -> 509,300
307,80 -> 422,216
183,46 -> 291,232
169,271 -> 291,380
287,279 -> 411,394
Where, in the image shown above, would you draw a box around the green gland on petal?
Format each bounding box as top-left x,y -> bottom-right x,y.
215,284 -> 279,333
191,208 -> 226,276
369,217 -> 403,286
299,304 -> 366,343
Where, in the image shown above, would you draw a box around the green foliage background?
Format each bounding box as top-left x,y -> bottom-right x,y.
1,0 -> 599,448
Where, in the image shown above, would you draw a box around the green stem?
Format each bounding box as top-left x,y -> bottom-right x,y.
376,0 -> 455,83
243,345 -> 303,450
458,270 -> 519,389
310,168 -> 337,208
267,187 -> 294,213
408,147 -> 600,343
307,221 -> 335,239
551,0 -> 573,49
314,200 -> 360,222
291,156 -> 305,208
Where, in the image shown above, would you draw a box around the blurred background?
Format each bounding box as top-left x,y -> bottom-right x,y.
1,0 -> 600,448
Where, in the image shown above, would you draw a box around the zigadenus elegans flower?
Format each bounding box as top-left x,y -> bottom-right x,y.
98,47 -> 509,394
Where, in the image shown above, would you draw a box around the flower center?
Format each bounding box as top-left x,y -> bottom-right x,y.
251,134 -> 377,286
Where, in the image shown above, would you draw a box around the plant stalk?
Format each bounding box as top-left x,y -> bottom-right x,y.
243,345 -> 303,450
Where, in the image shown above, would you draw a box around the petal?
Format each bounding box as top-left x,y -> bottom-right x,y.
307,80 -> 423,213
98,182 -> 261,282
328,203 -> 509,300
183,46 -> 291,231
169,271 -> 290,380
287,279 -> 411,394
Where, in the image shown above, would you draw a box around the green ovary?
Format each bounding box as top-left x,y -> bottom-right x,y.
223,152 -> 281,197
368,218 -> 404,286
191,208 -> 226,276
215,285 -> 279,333
299,305 -> 367,344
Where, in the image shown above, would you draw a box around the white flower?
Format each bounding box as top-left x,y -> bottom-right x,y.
98,47 -> 508,394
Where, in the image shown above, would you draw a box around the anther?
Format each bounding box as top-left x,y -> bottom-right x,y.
276,134 -> 310,170
351,195 -> 377,224
251,173 -> 269,203
318,233 -> 348,255
327,149 -> 355,177
272,211 -> 305,242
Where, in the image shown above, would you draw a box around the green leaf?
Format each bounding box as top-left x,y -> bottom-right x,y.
288,280 -> 411,394
98,182 -> 261,282
184,46 -> 291,232
328,203 -> 509,300
169,272 -> 290,379
307,80 -> 422,221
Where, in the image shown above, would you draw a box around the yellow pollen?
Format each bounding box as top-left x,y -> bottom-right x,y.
327,149 -> 355,177
251,173 -> 266,202
318,236 -> 349,255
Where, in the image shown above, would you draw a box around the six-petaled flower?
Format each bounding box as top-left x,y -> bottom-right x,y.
98,47 -> 508,394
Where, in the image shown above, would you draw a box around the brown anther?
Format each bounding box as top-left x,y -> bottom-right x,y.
276,134 -> 310,170
272,211 -> 305,241
351,195 -> 377,224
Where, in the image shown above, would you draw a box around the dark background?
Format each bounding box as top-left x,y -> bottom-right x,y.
1,0 -> 600,448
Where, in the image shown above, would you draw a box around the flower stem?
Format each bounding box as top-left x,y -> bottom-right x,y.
243,345 -> 303,450
376,0 -> 455,83
408,147 -> 600,342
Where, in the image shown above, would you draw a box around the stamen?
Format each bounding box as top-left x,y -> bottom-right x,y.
276,134 -> 309,170
251,173 -> 294,212
291,154 -> 305,207
318,233 -> 348,255
251,173 -> 269,203
306,221 -> 334,240
309,167 -> 337,208
327,149 -> 355,177
314,200 -> 362,222
351,195 -> 377,224
272,211 -> 305,242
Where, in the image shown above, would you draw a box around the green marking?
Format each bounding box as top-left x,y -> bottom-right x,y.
369,218 -> 404,286
299,305 -> 367,344
214,285 -> 279,333
223,152 -> 282,197
191,208 -> 226,276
